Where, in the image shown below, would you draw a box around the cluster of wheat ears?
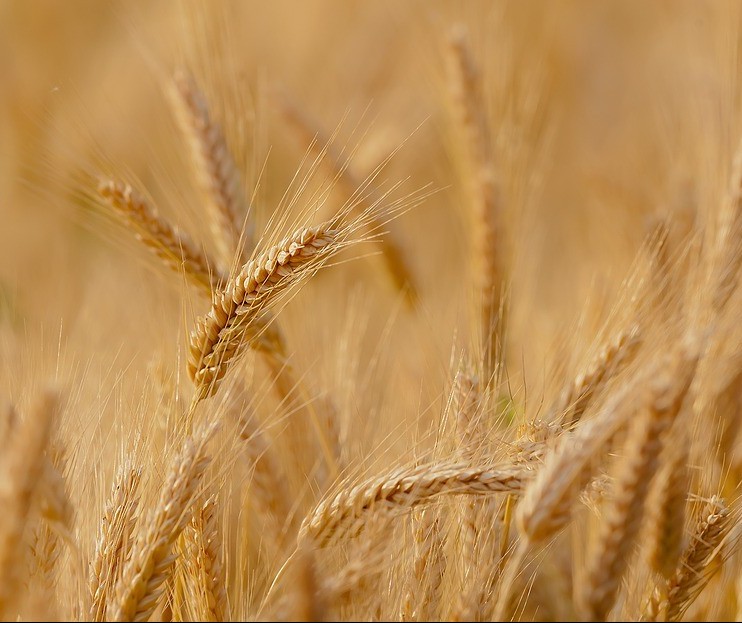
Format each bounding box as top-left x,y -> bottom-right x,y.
5,4 -> 742,622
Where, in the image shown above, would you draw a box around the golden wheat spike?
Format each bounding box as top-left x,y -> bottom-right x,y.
170,69 -> 252,265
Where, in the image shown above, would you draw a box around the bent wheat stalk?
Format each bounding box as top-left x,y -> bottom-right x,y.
187,223 -> 336,399
300,461 -> 526,546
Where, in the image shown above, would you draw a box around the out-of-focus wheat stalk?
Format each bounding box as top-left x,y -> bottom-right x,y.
446,26 -> 505,374
0,390 -> 58,619
98,180 -> 220,292
276,92 -> 418,305
644,496 -> 733,622
170,69 -> 252,267
110,422 -> 216,622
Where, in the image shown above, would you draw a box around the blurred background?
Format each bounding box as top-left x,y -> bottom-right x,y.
0,0 -> 739,406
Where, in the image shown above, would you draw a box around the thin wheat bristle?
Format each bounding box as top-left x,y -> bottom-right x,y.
170,69 -> 250,265
276,93 -> 418,304
187,223 -> 336,398
110,423 -> 216,623
98,179 -> 219,292
300,461 -> 525,546
579,348 -> 698,621
89,464 -> 142,622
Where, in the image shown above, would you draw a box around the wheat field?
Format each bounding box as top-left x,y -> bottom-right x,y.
2,1 -> 742,621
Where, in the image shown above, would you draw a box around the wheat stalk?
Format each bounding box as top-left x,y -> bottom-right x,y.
0,390 -> 58,619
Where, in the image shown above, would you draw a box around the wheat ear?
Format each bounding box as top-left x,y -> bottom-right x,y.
170,69 -> 251,265
644,496 -> 732,622
187,223 -> 336,399
493,371 -> 649,620
300,461 -> 525,546
0,390 -> 57,619
182,496 -> 229,622
110,422 -> 216,622
98,180 -> 219,292
30,450 -> 73,607
579,348 -> 697,621
402,511 -> 445,621
452,368 -> 489,621
89,464 -> 142,621
517,383 -> 635,544
447,26 -> 505,373
712,135 -> 742,312
643,430 -> 689,579
554,324 -> 642,427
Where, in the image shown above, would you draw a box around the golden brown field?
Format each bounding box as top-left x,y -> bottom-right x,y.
2,1 -> 742,620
